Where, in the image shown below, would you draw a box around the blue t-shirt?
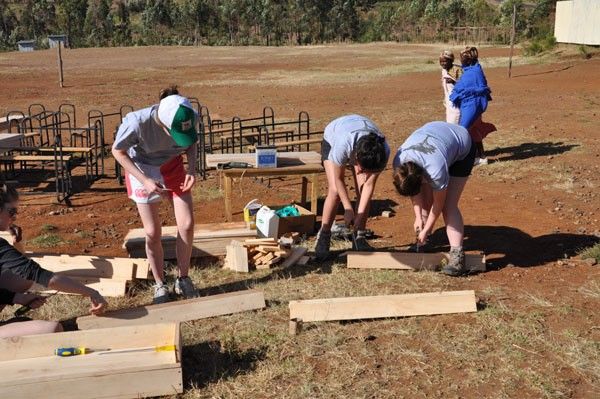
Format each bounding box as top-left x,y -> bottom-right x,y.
323,114 -> 390,166
113,106 -> 193,167
393,122 -> 471,190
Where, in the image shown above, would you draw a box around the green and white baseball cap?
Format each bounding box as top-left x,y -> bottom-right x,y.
157,95 -> 198,147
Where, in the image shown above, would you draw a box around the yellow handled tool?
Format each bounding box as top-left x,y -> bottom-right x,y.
55,347 -> 88,357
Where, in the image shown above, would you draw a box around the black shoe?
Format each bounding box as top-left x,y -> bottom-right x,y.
315,230 -> 332,261
352,230 -> 375,252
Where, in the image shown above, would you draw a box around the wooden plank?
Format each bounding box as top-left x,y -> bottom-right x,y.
225,241 -> 249,273
289,290 -> 477,322
77,289 -> 266,330
30,255 -> 136,280
31,277 -> 127,297
0,323 -> 178,361
221,164 -> 324,178
247,137 -> 322,151
0,155 -> 72,162
280,247 -> 308,268
0,364 -> 182,399
206,151 -> 321,168
347,252 -> 486,272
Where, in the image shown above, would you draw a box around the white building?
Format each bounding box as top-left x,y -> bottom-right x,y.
555,0 -> 600,45
17,40 -> 35,52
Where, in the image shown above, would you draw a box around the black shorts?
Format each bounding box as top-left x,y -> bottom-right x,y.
449,141 -> 476,178
321,139 -> 332,164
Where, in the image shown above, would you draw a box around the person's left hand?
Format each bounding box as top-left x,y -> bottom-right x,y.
89,291 -> 108,315
180,173 -> 196,192
417,228 -> 429,245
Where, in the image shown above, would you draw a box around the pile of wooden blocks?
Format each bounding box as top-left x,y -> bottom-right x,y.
225,235 -> 308,273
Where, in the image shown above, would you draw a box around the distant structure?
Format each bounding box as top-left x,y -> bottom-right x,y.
554,0 -> 600,45
48,34 -> 69,48
17,40 -> 35,52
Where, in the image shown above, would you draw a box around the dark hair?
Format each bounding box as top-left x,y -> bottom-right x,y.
0,184 -> 19,209
159,85 -> 179,100
356,133 -> 387,172
460,46 -> 479,66
393,162 -> 424,197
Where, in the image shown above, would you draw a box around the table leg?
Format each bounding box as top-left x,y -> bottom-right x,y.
310,173 -> 319,215
301,176 -> 308,206
224,175 -> 233,222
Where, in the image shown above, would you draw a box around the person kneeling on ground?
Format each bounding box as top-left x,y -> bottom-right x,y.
315,114 -> 390,260
0,185 -> 107,338
392,122 -> 475,276
112,86 -> 198,304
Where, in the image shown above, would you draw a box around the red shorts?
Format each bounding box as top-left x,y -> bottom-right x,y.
125,155 -> 187,204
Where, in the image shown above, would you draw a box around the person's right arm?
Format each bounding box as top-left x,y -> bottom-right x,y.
332,163 -> 355,226
111,148 -> 163,196
46,275 -> 106,315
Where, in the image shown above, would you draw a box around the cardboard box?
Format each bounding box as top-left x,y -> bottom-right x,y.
256,205 -> 315,238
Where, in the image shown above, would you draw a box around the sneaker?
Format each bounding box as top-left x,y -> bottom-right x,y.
474,157 -> 489,166
153,282 -> 171,304
174,276 -> 197,298
315,230 -> 332,261
441,247 -> 468,277
352,230 -> 375,252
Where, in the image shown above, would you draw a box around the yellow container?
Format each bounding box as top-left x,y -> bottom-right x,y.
243,199 -> 262,229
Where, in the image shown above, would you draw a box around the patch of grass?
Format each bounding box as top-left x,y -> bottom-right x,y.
27,233 -> 64,248
578,243 -> 600,262
192,185 -> 223,202
524,34 -> 557,56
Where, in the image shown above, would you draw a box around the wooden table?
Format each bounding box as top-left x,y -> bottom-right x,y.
221,164 -> 323,221
206,151 -> 321,169
0,115 -> 24,132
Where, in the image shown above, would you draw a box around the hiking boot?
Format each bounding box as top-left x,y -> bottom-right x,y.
153,282 -> 171,304
352,230 -> 375,252
442,247 -> 468,277
315,230 -> 332,261
174,276 -> 197,298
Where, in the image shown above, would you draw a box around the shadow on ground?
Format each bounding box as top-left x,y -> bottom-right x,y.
487,141 -> 579,163
182,340 -> 267,389
427,225 -> 598,270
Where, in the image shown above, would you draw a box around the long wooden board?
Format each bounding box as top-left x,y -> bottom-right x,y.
289,290 -> 477,322
77,289 -> 266,330
31,277 -> 127,298
0,323 -> 182,399
347,252 -> 486,272
123,222 -> 256,259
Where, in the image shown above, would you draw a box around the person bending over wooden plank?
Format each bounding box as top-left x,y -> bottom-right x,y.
392,122 -> 476,277
314,114 -> 390,260
112,86 -> 199,304
0,185 -> 107,338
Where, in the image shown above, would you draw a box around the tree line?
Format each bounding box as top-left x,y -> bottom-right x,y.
0,0 -> 555,51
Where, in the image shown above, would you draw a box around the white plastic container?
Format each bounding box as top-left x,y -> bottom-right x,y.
255,206 -> 279,238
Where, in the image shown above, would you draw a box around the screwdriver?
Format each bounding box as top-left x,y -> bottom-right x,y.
14,291 -> 58,317
54,345 -> 176,357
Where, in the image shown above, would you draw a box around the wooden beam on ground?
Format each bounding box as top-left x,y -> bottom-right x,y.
0,323 -> 182,399
77,289 -> 266,330
31,277 -> 127,298
30,255 -> 142,280
289,290 -> 477,322
347,252 -> 486,272
123,222 -> 256,259
280,247 -> 308,268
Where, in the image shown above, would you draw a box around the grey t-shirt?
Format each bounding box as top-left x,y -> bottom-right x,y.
393,121 -> 471,190
323,114 -> 390,166
113,105 -> 192,167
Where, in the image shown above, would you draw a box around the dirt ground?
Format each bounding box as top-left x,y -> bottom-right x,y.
0,43 -> 599,398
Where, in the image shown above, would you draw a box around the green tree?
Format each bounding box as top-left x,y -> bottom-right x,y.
56,0 -> 88,48
0,0 -> 18,49
84,0 -> 113,46
111,0 -> 132,46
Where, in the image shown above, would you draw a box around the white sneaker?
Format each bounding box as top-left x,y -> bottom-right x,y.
474,157 -> 489,166
153,283 -> 171,304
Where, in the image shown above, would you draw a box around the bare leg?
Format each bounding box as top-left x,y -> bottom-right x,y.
353,165 -> 370,230
0,320 -> 62,338
171,193 -> 194,278
136,201 -> 165,284
442,176 -> 469,247
320,160 -> 341,233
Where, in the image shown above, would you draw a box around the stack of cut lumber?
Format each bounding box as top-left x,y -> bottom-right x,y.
0,323 -> 183,398
123,222 -> 256,259
224,236 -> 308,272
29,254 -> 150,297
